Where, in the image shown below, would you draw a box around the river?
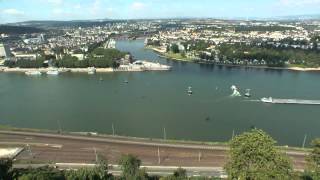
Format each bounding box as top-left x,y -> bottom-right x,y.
1,39 -> 320,147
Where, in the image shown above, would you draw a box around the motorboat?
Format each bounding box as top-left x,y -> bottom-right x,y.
244,89 -> 251,98
88,67 -> 96,75
261,97 -> 273,103
46,70 -> 59,75
25,71 -> 41,76
187,86 -> 193,95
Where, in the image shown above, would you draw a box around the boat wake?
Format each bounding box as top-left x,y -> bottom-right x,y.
230,85 -> 241,97
243,99 -> 261,102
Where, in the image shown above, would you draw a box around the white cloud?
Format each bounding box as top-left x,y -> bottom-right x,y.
52,8 -> 63,15
2,9 -> 25,16
74,4 -> 81,9
47,0 -> 63,6
279,0 -> 320,6
90,0 -> 101,15
131,2 -> 146,10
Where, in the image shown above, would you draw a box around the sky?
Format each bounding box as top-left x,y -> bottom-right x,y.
0,0 -> 320,23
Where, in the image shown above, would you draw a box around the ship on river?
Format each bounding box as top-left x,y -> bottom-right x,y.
261,97 -> 320,105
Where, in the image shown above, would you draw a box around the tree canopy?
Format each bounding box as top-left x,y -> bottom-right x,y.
161,168 -> 187,180
305,139 -> 320,180
225,129 -> 293,180
170,44 -> 180,54
17,166 -> 64,180
217,43 -> 320,67
0,159 -> 13,180
119,154 -> 148,180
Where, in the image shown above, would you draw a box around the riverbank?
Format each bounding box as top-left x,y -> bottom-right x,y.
147,46 -> 320,72
0,67 -> 115,73
147,46 -> 193,62
0,61 -> 171,74
0,128 -> 309,171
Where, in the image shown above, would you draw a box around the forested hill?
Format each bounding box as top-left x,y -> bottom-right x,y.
0,25 -> 45,34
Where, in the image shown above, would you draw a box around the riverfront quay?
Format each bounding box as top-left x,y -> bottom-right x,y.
1,39 -> 320,147
0,61 -> 171,73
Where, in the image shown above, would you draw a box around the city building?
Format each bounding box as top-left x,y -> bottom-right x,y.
0,43 -> 11,61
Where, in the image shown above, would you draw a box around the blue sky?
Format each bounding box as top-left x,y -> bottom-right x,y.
0,0 -> 320,23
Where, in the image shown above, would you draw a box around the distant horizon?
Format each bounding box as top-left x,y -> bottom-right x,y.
1,13 -> 320,25
1,0 -> 320,24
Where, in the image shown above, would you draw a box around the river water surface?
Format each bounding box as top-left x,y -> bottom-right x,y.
1,39 -> 320,146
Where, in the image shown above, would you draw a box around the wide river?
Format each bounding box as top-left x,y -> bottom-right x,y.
1,39 -> 320,147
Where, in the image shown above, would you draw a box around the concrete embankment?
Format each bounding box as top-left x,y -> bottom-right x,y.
0,61 -> 171,73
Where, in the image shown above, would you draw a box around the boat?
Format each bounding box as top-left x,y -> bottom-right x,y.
46,70 -> 59,75
187,86 -> 193,95
99,77 -> 103,81
261,97 -> 273,103
244,89 -> 251,98
123,80 -> 129,84
88,67 -> 96,75
25,71 -> 41,76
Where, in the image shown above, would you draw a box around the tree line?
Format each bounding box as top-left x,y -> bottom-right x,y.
2,129 -> 320,179
0,154 -> 219,180
3,48 -> 127,69
235,25 -> 296,32
217,43 -> 320,67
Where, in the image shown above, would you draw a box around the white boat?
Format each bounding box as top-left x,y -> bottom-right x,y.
25,71 -> 41,76
46,70 -> 59,75
261,97 -> 273,103
187,86 -> 193,95
88,67 -> 96,74
244,89 -> 251,98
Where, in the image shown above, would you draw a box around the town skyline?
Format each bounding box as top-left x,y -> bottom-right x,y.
1,0 -> 320,23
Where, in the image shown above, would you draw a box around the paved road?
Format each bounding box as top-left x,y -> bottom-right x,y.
0,130 -> 307,172
13,163 -> 226,178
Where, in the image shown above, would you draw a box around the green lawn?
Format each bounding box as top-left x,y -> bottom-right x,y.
164,52 -> 194,62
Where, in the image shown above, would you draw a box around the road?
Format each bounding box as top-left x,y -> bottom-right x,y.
13,163 -> 226,177
0,130 -> 308,176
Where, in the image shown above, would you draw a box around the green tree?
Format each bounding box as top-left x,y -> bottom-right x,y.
166,45 -> 170,53
64,167 -> 108,180
4,60 -> 16,68
65,157 -> 110,180
162,168 -> 188,180
305,139 -> 320,180
170,44 -> 180,54
57,55 -> 78,68
0,159 -> 13,180
225,129 -> 292,180
119,154 -> 148,180
18,166 -> 64,180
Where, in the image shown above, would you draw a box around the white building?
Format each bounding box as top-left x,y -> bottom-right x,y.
0,43 -> 10,60
14,54 -> 37,61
